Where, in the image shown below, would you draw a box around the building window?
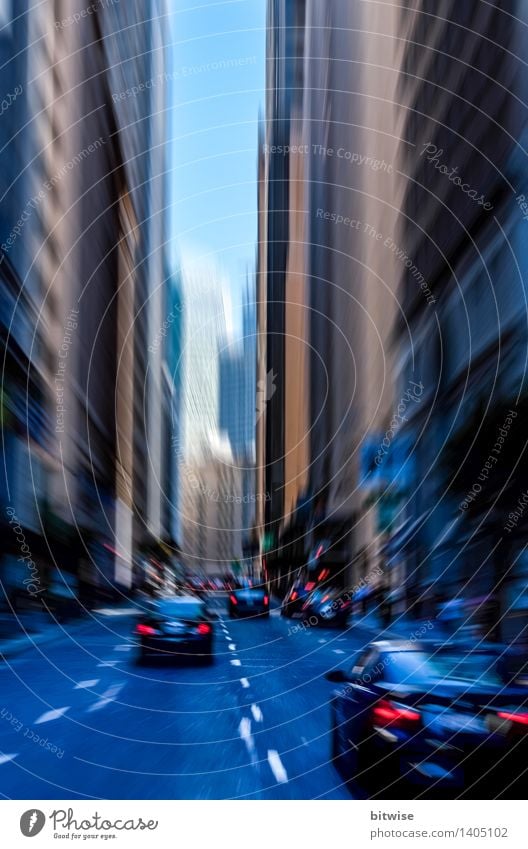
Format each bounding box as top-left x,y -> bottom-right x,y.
0,0 -> 12,31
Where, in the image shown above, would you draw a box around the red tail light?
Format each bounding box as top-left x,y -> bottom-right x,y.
305,582 -> 315,591
197,623 -> 212,635
230,594 -> 238,605
136,624 -> 156,636
264,595 -> 269,605
497,711 -> 528,725
290,591 -> 298,601
372,700 -> 421,728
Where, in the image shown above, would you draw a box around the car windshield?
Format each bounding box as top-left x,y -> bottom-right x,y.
156,600 -> 205,619
382,650 -> 509,688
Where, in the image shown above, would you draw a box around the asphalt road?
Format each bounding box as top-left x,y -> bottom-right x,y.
0,600 -> 373,799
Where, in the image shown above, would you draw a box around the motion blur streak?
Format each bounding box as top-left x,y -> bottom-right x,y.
1,0 -> 528,802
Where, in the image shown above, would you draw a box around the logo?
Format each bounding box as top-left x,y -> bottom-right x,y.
20,810 -> 46,837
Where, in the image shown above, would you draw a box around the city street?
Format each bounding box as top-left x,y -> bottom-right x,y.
0,602 -> 368,800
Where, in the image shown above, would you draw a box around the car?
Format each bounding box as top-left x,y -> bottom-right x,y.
301,586 -> 352,627
281,579 -> 317,618
228,581 -> 270,618
134,596 -> 214,664
326,640 -> 528,798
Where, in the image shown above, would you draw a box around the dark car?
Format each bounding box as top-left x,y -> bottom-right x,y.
228,581 -> 269,618
135,596 -> 214,664
326,640 -> 528,798
301,586 -> 352,627
281,580 -> 317,618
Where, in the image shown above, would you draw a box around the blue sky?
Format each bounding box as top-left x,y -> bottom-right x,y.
167,0 -> 266,325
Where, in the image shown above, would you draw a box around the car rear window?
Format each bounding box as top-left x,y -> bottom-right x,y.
383,650 -> 506,687
157,600 -> 205,618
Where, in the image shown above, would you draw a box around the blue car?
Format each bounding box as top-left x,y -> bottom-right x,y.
326,640 -> 528,798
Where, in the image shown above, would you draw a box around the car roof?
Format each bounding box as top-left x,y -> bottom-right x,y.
371,640 -> 428,651
157,595 -> 203,604
371,639 -> 512,654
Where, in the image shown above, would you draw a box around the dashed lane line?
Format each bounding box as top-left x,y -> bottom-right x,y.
250,704 -> 263,723
35,707 -> 69,725
267,750 -> 288,784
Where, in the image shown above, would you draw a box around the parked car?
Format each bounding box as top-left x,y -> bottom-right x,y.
301,586 -> 352,627
134,596 -> 214,664
228,581 -> 270,618
326,640 -> 528,798
281,579 -> 317,618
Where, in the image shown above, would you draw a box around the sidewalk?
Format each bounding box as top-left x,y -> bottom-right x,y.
0,602 -> 136,660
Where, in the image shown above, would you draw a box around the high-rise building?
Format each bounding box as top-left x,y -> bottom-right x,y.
259,0 -> 406,594
219,282 -> 257,554
0,0 -> 170,605
387,0 -> 528,636
257,0 -> 310,587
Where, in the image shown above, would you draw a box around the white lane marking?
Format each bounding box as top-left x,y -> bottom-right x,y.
97,660 -> 120,667
93,607 -> 140,616
35,707 -> 69,725
270,609 -> 280,617
318,639 -> 327,644
239,717 -> 252,743
239,717 -> 257,763
333,649 -> 345,655
301,736 -> 309,747
87,683 -> 124,713
0,754 -> 17,765
267,750 -> 288,784
114,645 -> 133,652
74,679 -> 99,690
224,635 -> 232,640
230,658 -> 241,667
240,678 -> 250,688
228,643 -> 236,651
251,704 -> 263,723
